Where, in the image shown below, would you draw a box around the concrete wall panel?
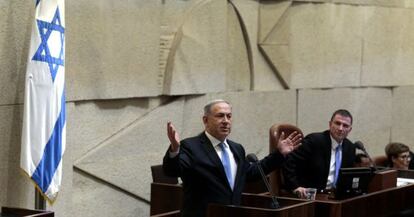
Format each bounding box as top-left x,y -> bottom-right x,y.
68,98 -> 161,162
66,0 -> 161,101
392,86 -> 414,152
74,99 -> 185,201
362,7 -> 414,86
0,1 -> 32,105
298,88 -> 392,156
226,3 -> 251,91
0,105 -> 32,209
165,0 -> 227,95
231,0 -> 284,91
72,171 -> 149,217
289,3 -> 363,89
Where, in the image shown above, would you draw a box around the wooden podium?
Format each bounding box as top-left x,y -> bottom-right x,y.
150,183 -> 182,215
207,193 -> 314,217
1,207 -> 53,217
150,182 -> 314,217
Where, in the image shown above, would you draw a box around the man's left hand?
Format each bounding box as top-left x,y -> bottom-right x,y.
276,131 -> 302,156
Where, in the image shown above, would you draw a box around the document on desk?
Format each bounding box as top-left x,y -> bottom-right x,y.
397,178 -> 414,187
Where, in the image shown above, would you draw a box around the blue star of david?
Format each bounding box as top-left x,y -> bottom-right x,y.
32,7 -> 65,82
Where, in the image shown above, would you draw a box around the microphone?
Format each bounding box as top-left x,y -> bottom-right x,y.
354,141 -> 376,170
246,153 -> 280,209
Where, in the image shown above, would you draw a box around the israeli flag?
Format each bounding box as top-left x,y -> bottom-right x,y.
21,0 -> 65,202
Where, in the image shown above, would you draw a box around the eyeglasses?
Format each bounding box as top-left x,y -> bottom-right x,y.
398,155 -> 412,161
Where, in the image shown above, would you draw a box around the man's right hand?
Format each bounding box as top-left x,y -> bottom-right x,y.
293,187 -> 308,199
167,122 -> 180,152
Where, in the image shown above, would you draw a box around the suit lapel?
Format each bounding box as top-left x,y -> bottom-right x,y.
322,131 -> 333,178
199,133 -> 230,187
341,140 -> 353,167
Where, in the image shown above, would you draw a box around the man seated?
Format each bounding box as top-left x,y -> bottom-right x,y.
283,109 -> 357,199
355,153 -> 371,167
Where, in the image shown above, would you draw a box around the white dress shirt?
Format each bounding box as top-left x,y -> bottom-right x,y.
326,135 -> 342,189
205,131 -> 238,187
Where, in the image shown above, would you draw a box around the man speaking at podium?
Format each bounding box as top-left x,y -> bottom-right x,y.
163,99 -> 301,217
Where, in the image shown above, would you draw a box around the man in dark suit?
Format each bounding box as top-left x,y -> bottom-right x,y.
163,99 -> 302,217
283,109 -> 357,198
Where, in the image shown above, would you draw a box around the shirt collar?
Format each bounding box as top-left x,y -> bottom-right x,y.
330,135 -> 342,150
205,131 -> 228,148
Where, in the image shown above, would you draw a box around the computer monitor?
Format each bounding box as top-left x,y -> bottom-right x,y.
335,167 -> 374,199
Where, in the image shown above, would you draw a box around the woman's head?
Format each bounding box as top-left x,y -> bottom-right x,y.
385,142 -> 411,170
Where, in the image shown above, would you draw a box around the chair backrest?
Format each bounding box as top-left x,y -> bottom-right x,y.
268,124 -> 303,196
373,155 -> 389,167
151,165 -> 178,184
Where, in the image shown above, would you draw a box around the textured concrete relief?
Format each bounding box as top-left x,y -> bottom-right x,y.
161,0 -> 228,95
0,1 -> 32,105
66,0 -> 161,101
229,0 -> 284,91
68,98 -> 161,162
72,171 -> 149,217
361,6 -> 414,86
258,0 -> 292,88
74,99 -> 185,201
226,2 -> 251,92
0,104 -> 33,209
259,1 -> 414,89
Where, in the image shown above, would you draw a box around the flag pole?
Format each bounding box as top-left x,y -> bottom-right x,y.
35,188 -> 46,210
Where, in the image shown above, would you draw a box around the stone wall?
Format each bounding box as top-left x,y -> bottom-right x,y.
1,0 -> 414,216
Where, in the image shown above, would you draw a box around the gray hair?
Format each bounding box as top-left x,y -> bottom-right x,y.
203,99 -> 231,115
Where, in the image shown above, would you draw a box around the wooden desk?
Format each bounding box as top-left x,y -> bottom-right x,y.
368,169 -> 397,192
1,207 -> 53,217
398,169 -> 414,179
314,184 -> 414,217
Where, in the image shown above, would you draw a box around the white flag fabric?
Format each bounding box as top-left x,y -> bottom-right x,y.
21,0 -> 65,203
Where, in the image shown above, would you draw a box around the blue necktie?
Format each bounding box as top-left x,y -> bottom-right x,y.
219,143 -> 234,189
333,145 -> 342,187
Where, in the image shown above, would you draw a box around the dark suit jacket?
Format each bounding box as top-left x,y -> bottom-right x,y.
283,130 -> 356,191
163,132 -> 285,217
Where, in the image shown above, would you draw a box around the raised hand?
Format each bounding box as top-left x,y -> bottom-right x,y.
276,131 -> 302,156
167,122 -> 181,152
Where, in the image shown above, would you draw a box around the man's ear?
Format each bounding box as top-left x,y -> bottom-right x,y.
202,115 -> 208,124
